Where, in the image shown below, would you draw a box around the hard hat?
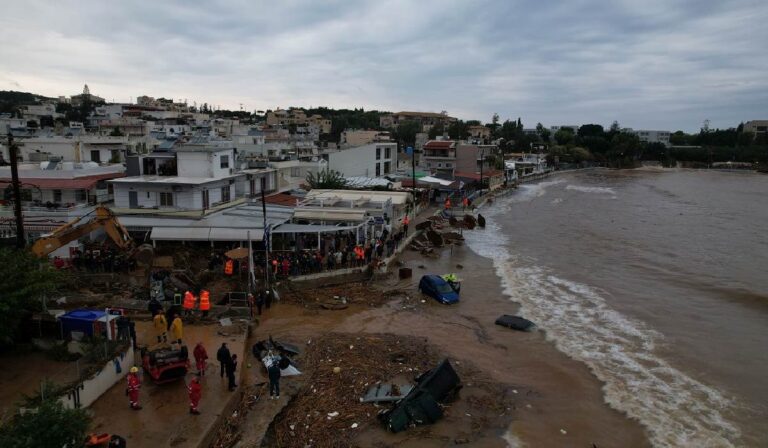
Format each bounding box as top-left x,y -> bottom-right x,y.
130,366 -> 139,373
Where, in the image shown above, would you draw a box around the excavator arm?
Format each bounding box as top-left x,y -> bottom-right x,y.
31,206 -> 134,257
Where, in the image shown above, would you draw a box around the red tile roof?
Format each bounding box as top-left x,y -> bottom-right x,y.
423,140 -> 456,149
262,192 -> 299,207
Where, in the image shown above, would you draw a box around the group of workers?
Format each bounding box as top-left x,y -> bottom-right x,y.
182,289 -> 211,317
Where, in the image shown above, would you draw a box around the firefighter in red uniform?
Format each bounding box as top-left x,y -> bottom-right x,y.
193,342 -> 208,376
402,215 -> 410,235
127,366 -> 141,410
188,375 -> 202,415
224,258 -> 234,275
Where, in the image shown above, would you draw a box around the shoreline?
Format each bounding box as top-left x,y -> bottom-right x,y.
243,232 -> 651,447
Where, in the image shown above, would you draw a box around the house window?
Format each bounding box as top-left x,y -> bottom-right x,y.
221,186 -> 231,202
220,155 -> 230,169
438,162 -> 443,168
160,192 -> 174,207
53,190 -> 62,202
376,147 -> 381,160
384,161 -> 391,174
375,163 -> 381,176
445,162 -> 452,168
385,147 -> 391,159
75,190 -> 87,202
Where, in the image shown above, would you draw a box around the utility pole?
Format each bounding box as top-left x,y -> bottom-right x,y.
409,144 -> 416,218
7,132 -> 25,248
479,147 -> 485,194
260,177 -> 270,291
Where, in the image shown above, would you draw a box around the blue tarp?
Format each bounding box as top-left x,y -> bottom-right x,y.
59,309 -> 106,337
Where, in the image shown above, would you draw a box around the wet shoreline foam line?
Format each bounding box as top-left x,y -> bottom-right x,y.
464,183 -> 742,448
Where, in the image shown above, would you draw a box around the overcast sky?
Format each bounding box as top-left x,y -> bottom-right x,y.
1,0 -> 766,132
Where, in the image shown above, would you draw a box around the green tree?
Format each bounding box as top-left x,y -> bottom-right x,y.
305,169 -> 346,190
394,120 -> 420,146
428,122 -> 445,139
0,400 -> 91,448
554,128 -> 575,145
0,248 -> 63,344
109,126 -> 124,136
577,124 -> 604,138
447,120 -> 469,140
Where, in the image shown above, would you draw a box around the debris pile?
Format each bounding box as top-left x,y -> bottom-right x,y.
210,383 -> 266,448
269,333 -> 440,448
281,282 -> 393,308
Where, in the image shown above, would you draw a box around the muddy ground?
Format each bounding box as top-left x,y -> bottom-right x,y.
210,238 -> 651,448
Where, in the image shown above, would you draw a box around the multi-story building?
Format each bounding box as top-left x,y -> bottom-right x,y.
265,108 -> 332,134
9,135 -> 132,164
467,125 -> 491,142
110,145 -> 248,211
379,111 -> 457,132
633,130 -> 671,146
339,129 -> 392,148
743,120 -> 768,138
21,103 -> 62,122
421,140 -> 457,178
0,162 -> 125,241
324,142 -> 397,178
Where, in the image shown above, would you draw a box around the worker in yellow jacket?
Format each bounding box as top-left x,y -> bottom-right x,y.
170,313 -> 183,346
153,312 -> 167,344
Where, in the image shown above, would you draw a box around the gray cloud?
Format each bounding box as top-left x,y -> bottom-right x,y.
1,0 -> 765,131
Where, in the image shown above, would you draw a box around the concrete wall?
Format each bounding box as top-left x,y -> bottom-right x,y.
326,143 -> 396,178
177,149 -> 234,178
60,345 -> 135,410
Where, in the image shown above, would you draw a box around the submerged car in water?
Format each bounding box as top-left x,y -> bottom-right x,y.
418,275 -> 460,304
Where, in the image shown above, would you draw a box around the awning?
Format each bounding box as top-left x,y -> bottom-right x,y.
150,227 -> 210,241
272,223 -> 363,234
149,227 -> 264,242
209,228 -> 263,241
0,173 -> 125,190
293,209 -> 366,222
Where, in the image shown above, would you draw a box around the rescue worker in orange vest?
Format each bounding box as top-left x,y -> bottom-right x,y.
199,289 -> 211,317
224,258 -> 234,275
402,215 -> 410,235
188,375 -> 202,415
183,290 -> 196,317
126,366 -> 141,410
444,197 -> 452,210
354,245 -> 364,267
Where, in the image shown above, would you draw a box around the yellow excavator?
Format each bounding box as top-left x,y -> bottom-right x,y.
30,206 -> 153,265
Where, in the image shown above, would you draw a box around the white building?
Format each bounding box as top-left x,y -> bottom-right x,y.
22,103 -> 62,121
325,142 -> 397,178
0,162 -> 125,239
110,146 -> 243,211
633,130 -> 671,146
10,135 -> 132,164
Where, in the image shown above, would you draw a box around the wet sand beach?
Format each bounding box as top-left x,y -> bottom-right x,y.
253,241 -> 650,447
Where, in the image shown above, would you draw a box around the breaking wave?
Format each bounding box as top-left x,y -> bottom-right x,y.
565,185 -> 617,197
464,194 -> 742,448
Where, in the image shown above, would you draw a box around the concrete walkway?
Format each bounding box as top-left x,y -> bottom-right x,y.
88,320 -> 247,447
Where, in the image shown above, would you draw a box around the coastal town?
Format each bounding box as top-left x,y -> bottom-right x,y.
2,0 -> 768,446
1,86 -> 766,447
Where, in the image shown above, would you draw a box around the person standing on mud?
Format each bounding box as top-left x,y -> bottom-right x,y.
187,375 -> 201,415
153,312 -> 167,344
170,313 -> 183,347
217,343 -> 231,378
193,342 -> 208,376
264,289 -> 272,309
268,358 -> 281,400
226,354 -> 238,391
126,366 -> 141,410
256,291 -> 265,315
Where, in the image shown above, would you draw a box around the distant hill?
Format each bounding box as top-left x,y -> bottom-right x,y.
0,90 -> 56,115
